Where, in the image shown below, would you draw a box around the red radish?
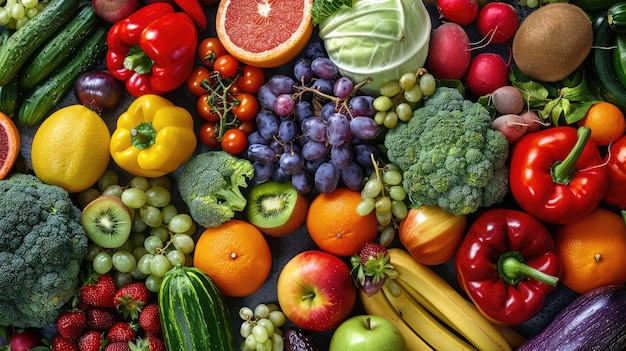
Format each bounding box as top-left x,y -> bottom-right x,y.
437,0 -> 479,25
491,85 -> 524,114
9,329 -> 42,351
492,113 -> 528,143
465,52 -> 509,97
519,110 -> 547,133
426,22 -> 472,80
477,2 -> 519,44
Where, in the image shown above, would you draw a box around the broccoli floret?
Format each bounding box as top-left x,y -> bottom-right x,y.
178,151 -> 255,228
384,87 -> 509,215
0,173 -> 88,328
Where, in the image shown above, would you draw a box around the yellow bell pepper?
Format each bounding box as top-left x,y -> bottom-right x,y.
110,94 -> 197,178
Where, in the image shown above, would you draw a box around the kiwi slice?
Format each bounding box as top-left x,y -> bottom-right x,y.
245,181 -> 308,237
82,195 -> 133,248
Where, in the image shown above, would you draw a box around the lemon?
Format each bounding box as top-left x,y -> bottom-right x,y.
31,105 -> 111,193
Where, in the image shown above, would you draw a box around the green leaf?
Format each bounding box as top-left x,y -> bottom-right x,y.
564,101 -> 599,125
311,0 -> 352,25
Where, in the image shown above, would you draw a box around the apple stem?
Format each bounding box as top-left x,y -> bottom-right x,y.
366,316 -> 372,330
302,292 -> 315,300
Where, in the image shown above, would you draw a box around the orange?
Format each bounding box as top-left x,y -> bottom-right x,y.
31,105 -> 110,193
553,207 -> 626,294
0,112 -> 20,180
306,187 -> 379,256
193,219 -> 272,297
215,0 -> 313,68
577,101 -> 626,146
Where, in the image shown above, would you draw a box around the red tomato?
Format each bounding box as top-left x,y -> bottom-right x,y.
238,65 -> 265,94
214,54 -> 240,79
221,128 -> 248,154
198,121 -> 220,148
186,66 -> 211,96
231,93 -> 259,122
197,37 -> 227,68
197,94 -> 221,122
238,119 -> 257,135
228,80 -> 243,94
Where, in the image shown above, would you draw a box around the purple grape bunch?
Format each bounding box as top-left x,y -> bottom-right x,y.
243,46 -> 381,195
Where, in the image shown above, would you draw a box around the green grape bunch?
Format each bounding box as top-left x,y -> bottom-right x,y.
0,0 -> 47,29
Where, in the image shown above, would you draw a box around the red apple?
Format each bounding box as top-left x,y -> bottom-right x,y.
277,250 -> 357,332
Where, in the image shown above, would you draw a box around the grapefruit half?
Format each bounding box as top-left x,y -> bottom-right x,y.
216,0 -> 314,68
0,112 -> 20,180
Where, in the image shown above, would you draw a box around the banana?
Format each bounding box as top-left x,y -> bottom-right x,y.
388,248 -> 512,351
380,280 -> 478,351
359,289 -> 434,351
491,324 -> 527,350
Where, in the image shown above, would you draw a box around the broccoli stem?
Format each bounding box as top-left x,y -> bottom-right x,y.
214,172 -> 247,211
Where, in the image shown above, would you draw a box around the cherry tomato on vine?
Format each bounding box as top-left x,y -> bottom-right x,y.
238,119 -> 257,135
231,92 -> 259,122
186,66 -> 211,96
197,37 -> 227,68
228,80 -> 242,94
214,54 -> 240,79
197,94 -> 220,122
199,121 -> 220,148
238,65 -> 265,94
221,128 -> 248,154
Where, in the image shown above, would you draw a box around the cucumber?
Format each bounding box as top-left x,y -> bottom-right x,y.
19,4 -> 99,90
591,12 -> 626,113
0,29 -> 14,49
0,0 -> 79,86
612,32 -> 626,88
0,78 -> 20,118
18,26 -> 107,127
159,265 -> 236,351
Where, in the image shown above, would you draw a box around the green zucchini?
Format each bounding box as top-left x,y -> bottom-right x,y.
612,32 -> 626,88
19,4 -> 99,90
159,265 -> 236,351
608,1 -> 626,32
0,0 -> 79,86
0,78 -> 20,118
18,26 -> 107,127
591,12 -> 626,113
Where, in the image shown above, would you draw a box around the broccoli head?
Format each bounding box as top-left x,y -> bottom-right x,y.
384,87 -> 509,215
177,150 -> 255,228
0,173 -> 88,328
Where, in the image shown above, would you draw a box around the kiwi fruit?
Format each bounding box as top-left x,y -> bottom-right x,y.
82,195 -> 133,248
245,181 -> 308,237
512,3 -> 593,82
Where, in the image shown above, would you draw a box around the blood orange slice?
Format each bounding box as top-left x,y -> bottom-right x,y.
216,0 -> 314,68
0,112 -> 20,180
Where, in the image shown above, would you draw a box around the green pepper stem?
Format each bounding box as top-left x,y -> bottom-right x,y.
498,251 -> 559,287
131,122 -> 157,150
550,126 -> 592,185
123,46 -> 154,76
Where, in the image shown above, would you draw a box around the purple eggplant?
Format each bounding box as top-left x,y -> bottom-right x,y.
517,284 -> 626,351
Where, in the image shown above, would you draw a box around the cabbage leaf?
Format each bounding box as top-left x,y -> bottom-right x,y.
311,0 -> 353,25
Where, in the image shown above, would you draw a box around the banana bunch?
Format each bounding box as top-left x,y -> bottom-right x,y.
360,248 -> 526,351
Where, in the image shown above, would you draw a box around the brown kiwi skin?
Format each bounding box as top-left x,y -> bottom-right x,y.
81,195 -> 133,248
512,3 -> 593,82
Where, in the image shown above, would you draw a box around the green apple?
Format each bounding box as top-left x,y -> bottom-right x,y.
329,314 -> 406,351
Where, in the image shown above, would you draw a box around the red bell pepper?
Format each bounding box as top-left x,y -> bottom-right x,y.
455,208 -> 561,326
604,134 -> 626,209
106,3 -> 198,97
509,126 -> 608,224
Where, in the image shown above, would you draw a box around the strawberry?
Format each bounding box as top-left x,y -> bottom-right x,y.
138,303 -> 161,336
78,330 -> 105,351
129,336 -> 165,351
86,307 -> 119,332
52,334 -> 79,351
104,342 -> 131,351
80,273 -> 117,308
350,242 -> 398,296
107,321 -> 137,343
114,282 -> 150,319
56,311 -> 88,342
